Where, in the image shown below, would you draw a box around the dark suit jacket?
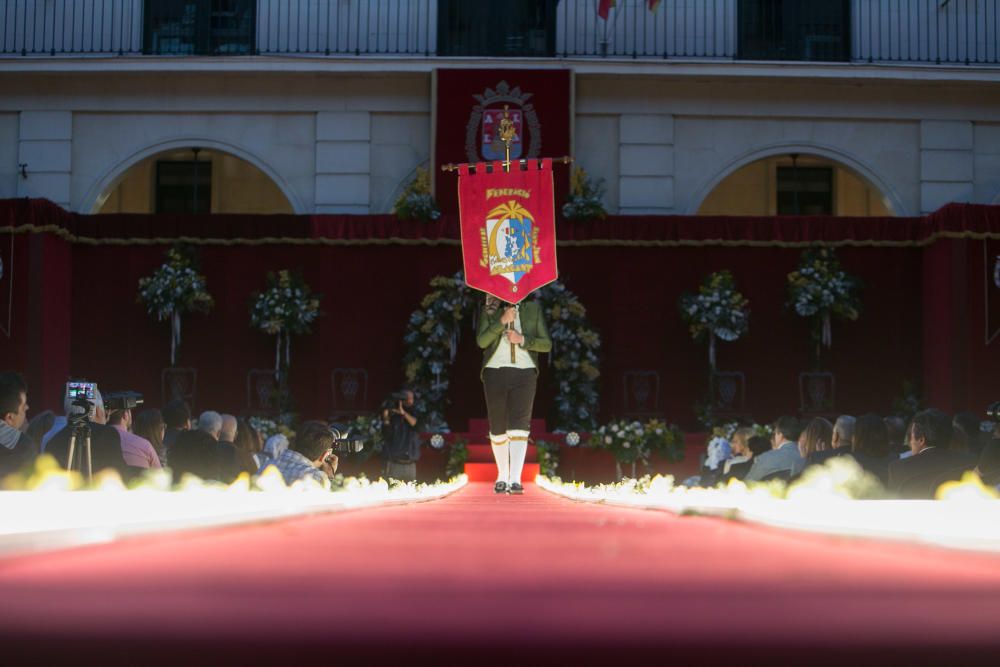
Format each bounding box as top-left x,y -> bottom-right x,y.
809,447 -> 852,466
45,423 -> 127,476
850,451 -> 891,485
170,434 -> 244,483
0,432 -> 38,478
888,447 -> 975,499
723,459 -> 754,481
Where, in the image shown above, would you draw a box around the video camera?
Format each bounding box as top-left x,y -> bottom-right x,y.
381,390 -> 410,411
329,424 -> 365,454
103,391 -> 144,412
66,380 -> 97,428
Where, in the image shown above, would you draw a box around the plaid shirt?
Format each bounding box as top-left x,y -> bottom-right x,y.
272,449 -> 329,488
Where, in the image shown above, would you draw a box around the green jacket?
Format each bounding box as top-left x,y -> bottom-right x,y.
476,300 -> 552,380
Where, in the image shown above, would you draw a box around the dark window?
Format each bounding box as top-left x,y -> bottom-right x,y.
156,161 -> 212,214
776,166 -> 833,215
437,0 -> 557,57
144,0 -> 255,55
738,0 -> 850,61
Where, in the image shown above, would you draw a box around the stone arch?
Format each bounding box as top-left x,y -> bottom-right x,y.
686,142 -> 907,217
77,138 -> 305,214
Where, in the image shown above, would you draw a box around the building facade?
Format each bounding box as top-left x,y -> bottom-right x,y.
1,0 -> 999,217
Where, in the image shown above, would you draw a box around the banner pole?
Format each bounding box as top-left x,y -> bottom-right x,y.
499,105 -> 517,363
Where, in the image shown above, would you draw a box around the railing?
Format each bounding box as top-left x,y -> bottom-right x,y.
1,0 -> 997,65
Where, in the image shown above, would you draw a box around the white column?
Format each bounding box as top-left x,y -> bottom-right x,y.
17,111 -> 72,208
315,111 -> 371,214
618,113 -> 675,215
920,120 -> 974,214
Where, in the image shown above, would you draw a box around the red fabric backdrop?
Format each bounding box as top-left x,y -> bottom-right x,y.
2,198 -> 999,431
434,69 -> 572,215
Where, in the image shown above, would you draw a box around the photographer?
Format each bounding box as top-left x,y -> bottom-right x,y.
270,420 -> 338,488
381,389 -> 420,482
107,405 -> 161,470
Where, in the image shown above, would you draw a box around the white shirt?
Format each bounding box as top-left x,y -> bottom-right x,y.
485,308 -> 536,370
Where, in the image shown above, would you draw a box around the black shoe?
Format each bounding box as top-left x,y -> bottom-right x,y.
509,483 -> 524,495
494,481 -> 508,494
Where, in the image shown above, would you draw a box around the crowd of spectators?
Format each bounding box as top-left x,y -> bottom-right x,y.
3,369 -> 999,499
696,408 -> 1000,498
0,371 -> 338,488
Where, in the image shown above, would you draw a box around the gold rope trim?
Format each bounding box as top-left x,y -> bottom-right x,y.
2,223 -> 999,248
0,224 -> 462,247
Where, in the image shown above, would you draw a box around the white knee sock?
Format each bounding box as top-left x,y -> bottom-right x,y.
508,430 -> 529,484
490,433 -> 510,483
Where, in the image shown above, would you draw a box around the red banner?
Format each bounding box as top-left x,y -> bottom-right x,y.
458,159 -> 558,303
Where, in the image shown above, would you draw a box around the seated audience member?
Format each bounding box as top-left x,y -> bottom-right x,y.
697,437 -> 732,487
798,417 -> 833,470
133,409 -> 166,465
247,423 -> 264,468
849,414 -> 892,485
951,412 -> 985,457
24,410 -> 55,451
883,416 -> 908,457
195,410 -> 242,482
722,428 -> 754,478
169,429 -> 224,482
271,421 -> 338,488
197,411 -> 223,440
811,415 -> 855,465
976,438 -> 1000,489
745,416 -> 804,482
219,414 -> 238,443
107,407 -> 161,469
231,418 -> 262,476
888,409 -> 976,499
258,433 -> 290,470
0,371 -> 37,478
725,433 -> 770,481
46,386 -> 127,477
161,399 -> 192,461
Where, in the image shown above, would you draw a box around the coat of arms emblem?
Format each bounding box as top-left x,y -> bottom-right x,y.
465,81 -> 541,164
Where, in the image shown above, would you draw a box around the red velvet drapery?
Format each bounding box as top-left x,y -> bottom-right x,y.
2,198 -> 998,430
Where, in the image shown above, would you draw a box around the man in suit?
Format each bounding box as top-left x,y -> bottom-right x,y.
0,371 -> 37,479
889,409 -> 975,499
745,416 -> 804,482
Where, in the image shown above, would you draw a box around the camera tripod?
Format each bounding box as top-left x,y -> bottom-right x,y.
64,423 -> 93,484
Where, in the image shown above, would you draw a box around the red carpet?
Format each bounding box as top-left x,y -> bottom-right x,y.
2,483 -> 1000,665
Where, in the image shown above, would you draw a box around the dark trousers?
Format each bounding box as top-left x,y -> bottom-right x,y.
482,367 -> 537,435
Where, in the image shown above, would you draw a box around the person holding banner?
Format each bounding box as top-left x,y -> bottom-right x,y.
477,294 -> 551,495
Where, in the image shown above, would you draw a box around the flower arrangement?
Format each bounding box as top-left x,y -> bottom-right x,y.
679,270 -> 749,372
393,167 -> 441,223
786,248 -> 862,366
532,282 -> 602,431
592,418 -> 685,468
445,438 -> 469,479
403,272 -> 478,432
402,272 -> 602,433
250,270 -> 322,377
137,246 -> 214,365
561,166 -> 607,222
534,439 -> 561,478
248,415 -> 296,443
